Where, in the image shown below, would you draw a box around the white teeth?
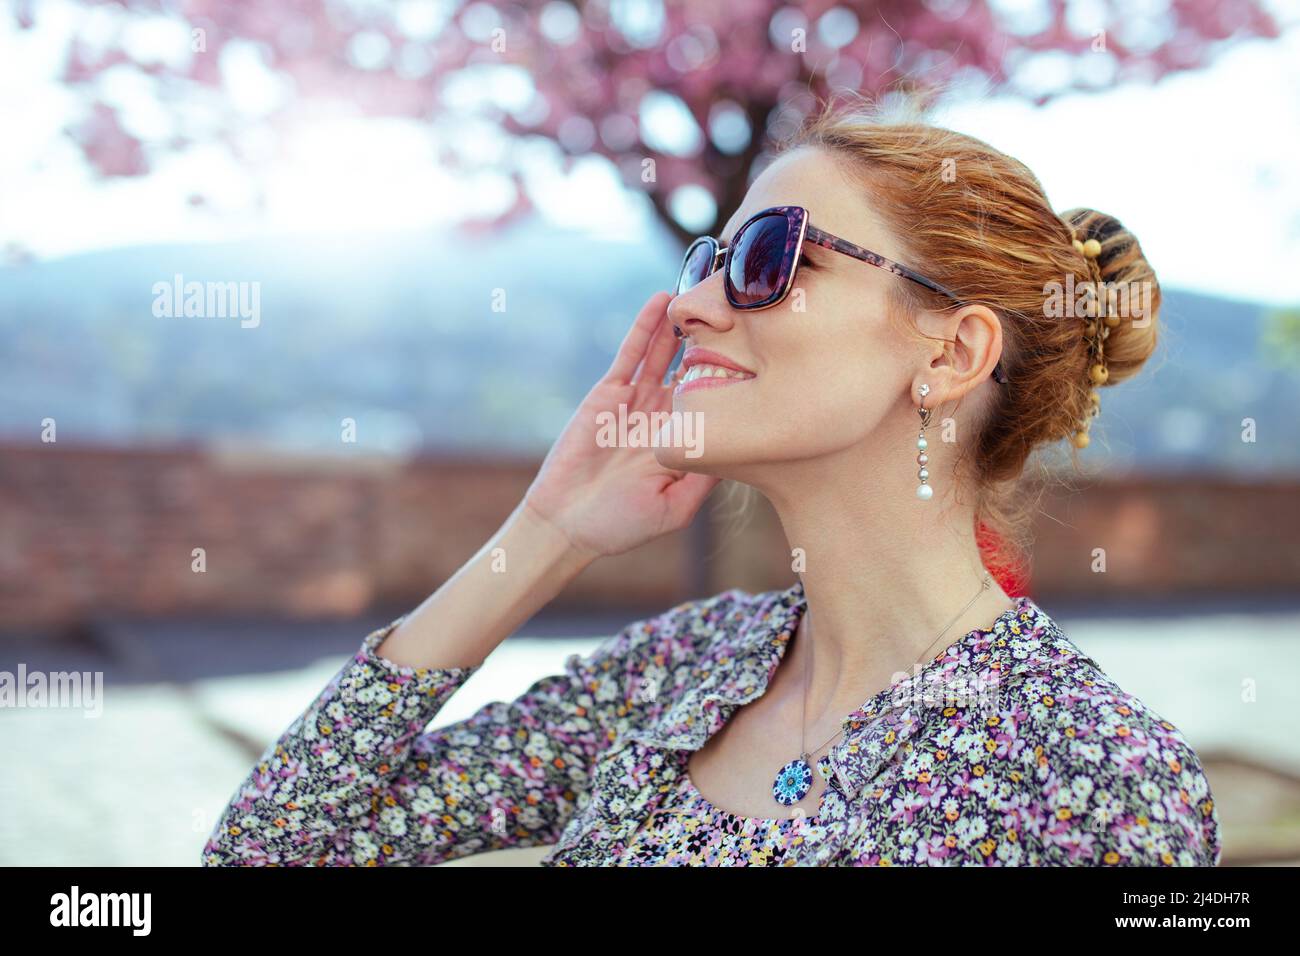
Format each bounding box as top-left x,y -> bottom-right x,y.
681,363 -> 753,383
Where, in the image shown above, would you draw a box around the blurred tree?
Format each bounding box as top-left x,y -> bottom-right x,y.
27,0 -> 1279,243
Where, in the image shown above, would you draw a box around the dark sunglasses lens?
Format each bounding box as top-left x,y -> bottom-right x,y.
727,214 -> 791,306
677,240 -> 715,294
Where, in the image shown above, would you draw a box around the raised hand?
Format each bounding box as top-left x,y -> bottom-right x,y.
523,291 -> 720,559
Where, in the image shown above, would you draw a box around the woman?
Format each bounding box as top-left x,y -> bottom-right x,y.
202,108 -> 1220,867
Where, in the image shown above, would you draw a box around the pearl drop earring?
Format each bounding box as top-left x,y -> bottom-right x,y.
915,383 -> 933,500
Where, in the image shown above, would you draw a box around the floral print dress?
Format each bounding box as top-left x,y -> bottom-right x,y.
618,755 -> 835,866
201,583 -> 1221,866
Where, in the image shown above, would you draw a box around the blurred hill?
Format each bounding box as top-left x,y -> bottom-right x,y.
2,219 -> 1297,472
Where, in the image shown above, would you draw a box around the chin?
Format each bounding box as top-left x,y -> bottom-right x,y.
655,437 -> 761,482
653,440 -> 706,472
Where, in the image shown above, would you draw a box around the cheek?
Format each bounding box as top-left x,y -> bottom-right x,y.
722,344 -> 891,457
769,314 -> 894,415
767,364 -> 884,447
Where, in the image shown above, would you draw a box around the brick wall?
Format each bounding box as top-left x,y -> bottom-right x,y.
1,441 -> 1295,631
717,473 -> 1300,600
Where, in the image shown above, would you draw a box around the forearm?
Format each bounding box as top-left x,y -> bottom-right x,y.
376,499 -> 596,670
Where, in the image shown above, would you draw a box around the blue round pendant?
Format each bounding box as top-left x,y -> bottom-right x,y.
772,758 -> 813,806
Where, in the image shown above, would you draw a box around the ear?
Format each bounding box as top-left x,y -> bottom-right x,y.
927,303 -> 1003,401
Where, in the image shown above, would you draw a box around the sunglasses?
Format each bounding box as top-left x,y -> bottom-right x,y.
674,204 -> 1008,385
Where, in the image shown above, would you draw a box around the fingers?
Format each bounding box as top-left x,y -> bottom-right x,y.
603,291 -> 672,386
632,300 -> 683,387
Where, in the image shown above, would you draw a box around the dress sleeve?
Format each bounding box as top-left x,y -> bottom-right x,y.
200,601 -> 701,866
1025,685 -> 1223,867
834,677 -> 1222,867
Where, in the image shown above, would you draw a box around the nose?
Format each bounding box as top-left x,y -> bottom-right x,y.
667,271 -> 735,341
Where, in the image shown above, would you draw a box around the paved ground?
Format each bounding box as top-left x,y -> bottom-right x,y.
2,600 -> 1298,866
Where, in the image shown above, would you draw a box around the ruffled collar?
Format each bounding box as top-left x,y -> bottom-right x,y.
629,578 -> 1062,802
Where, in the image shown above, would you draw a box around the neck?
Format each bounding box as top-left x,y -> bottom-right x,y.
743,439 -> 1015,730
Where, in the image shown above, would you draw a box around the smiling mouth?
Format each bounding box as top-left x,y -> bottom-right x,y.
674,363 -> 756,395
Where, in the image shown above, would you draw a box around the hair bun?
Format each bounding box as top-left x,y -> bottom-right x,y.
1058,207 -> 1161,391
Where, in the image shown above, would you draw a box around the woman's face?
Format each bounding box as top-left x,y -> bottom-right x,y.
656,146 -> 927,480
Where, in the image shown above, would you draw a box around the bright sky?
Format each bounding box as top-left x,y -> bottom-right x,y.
1,1 -> 1298,307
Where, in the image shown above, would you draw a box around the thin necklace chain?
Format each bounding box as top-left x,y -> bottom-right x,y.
797,572 -> 993,762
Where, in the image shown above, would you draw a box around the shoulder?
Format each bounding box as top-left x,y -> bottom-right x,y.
1005,607 -> 1221,866
580,586 -> 760,667
564,585 -> 768,711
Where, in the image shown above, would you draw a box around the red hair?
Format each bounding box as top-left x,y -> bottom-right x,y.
784,103 -> 1161,577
